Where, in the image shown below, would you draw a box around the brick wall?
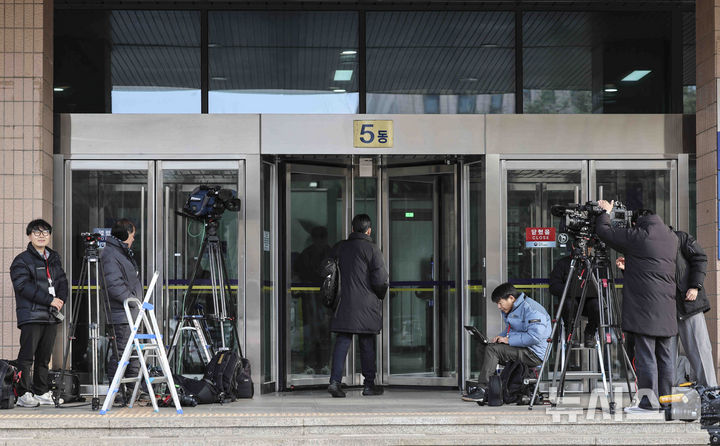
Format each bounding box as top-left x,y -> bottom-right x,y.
0,0 -> 53,360
696,0 -> 720,382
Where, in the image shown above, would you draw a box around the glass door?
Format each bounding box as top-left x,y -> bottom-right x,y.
157,161 -> 244,375
382,164 -> 457,386
286,164 -> 351,386
502,161 -> 587,317
65,160 -> 153,389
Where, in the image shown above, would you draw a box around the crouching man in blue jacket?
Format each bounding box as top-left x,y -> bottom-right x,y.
463,283 -> 551,402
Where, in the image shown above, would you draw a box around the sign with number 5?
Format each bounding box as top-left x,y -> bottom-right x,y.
353,120 -> 393,148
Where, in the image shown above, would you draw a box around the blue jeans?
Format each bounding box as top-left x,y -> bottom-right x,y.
330,332 -> 376,385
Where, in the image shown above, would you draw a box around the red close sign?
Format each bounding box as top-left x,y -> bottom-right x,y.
525,227 -> 556,242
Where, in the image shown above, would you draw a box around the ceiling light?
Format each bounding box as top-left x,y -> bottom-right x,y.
604,88 -> 618,93
480,44 -> 499,48
334,70 -> 353,81
621,70 -> 651,82
333,89 -> 346,93
460,78 -> 479,82
53,87 -> 64,92
309,182 -> 318,188
208,43 -> 221,48
341,50 -> 357,55
211,77 -> 227,81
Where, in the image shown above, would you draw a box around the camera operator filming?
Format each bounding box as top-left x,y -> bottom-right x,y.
10,219 -> 69,407
595,199 -> 678,414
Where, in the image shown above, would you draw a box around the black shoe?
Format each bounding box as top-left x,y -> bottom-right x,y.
584,337 -> 596,348
328,381 -> 346,398
461,387 -> 486,402
111,394 -> 126,408
362,383 -> 384,396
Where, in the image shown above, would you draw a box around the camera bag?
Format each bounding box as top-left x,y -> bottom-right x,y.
48,370 -> 82,403
204,350 -> 253,401
172,374 -> 218,404
0,359 -> 17,409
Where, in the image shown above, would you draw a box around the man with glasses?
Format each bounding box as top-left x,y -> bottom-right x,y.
10,219 -> 68,407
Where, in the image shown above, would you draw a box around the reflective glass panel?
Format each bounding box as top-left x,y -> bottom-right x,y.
110,11 -> 201,113
523,11 -> 672,113
367,11 -> 515,114
467,163 -> 485,379
262,163 -> 275,384
209,12 -> 359,113
388,174 -> 456,376
289,173 -> 344,378
162,169 -> 241,375
70,169 -> 148,383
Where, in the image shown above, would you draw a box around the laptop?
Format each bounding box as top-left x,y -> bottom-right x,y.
463,325 -> 489,344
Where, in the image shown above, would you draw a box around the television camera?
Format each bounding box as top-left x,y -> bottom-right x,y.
180,185 -> 241,221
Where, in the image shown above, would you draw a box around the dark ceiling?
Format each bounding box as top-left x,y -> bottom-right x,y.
103,5 -> 693,93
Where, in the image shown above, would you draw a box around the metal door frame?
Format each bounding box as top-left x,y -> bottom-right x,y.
381,163 -> 457,386
155,160 -> 246,358
284,163 -> 352,387
63,159 -> 155,393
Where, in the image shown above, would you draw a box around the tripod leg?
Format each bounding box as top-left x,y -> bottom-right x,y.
558,258 -> 593,397
529,257 -> 580,410
218,243 -> 242,356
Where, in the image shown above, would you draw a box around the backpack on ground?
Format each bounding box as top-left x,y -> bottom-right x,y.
500,360 -> 536,404
171,374 -> 219,404
0,360 -> 18,409
320,256 -> 341,310
486,373 -> 504,406
204,350 -> 254,401
48,370 -> 82,403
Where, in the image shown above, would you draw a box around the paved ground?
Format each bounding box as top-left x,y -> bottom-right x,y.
0,388 -> 710,445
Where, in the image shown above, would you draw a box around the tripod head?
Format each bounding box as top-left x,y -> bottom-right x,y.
80,232 -> 103,260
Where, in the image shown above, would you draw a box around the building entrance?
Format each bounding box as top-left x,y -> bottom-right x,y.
283,158 -> 462,388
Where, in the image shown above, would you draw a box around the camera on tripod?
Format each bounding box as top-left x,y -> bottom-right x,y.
180,185 -> 241,221
80,232 -> 103,249
551,201 -> 633,241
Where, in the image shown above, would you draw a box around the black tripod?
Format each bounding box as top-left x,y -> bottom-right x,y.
168,218 -> 242,370
529,238 -> 636,414
56,235 -> 124,410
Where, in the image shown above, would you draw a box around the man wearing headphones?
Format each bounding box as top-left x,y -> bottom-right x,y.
101,218 -> 143,406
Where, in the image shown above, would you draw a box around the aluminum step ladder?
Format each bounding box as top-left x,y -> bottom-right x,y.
100,272 -> 182,415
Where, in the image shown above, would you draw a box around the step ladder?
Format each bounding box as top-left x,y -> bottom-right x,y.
100,272 -> 182,415
167,314 -> 214,366
552,323 -> 608,395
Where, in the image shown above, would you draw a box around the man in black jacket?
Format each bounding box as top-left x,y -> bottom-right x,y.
10,219 -> 68,407
673,230 -> 715,386
595,201 -> 677,413
101,218 -> 144,405
327,214 -> 388,398
617,230 -> 716,387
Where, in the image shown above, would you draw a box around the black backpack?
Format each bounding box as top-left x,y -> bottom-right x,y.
320,256 -> 341,310
0,360 -> 18,409
486,373 -> 504,406
204,350 -> 254,401
499,360 -> 536,404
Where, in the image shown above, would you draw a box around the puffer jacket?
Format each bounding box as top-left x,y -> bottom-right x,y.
10,243 -> 68,327
100,236 -> 144,324
595,213 -> 678,337
329,232 -> 389,334
498,293 -> 552,360
674,230 -> 710,320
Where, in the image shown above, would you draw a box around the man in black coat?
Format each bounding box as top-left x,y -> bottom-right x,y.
595,200 -> 677,413
10,219 -> 68,407
327,214 -> 388,398
101,218 -> 144,405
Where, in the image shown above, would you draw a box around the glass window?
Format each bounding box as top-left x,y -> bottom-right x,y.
110,11 -> 201,113
209,12 -> 358,113
261,163 -> 275,384
524,11 -> 672,114
367,11 -> 515,114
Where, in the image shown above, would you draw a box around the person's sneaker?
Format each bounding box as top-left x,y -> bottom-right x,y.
35,391 -> 62,405
624,405 -> 659,414
461,387 -> 486,403
362,383 -> 384,396
16,392 -> 40,408
327,381 -> 346,398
